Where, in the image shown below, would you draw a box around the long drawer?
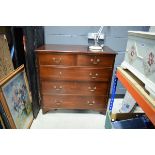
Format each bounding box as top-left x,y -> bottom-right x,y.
77,54 -> 115,67
41,81 -> 109,95
39,66 -> 112,81
38,53 -> 76,66
42,95 -> 108,110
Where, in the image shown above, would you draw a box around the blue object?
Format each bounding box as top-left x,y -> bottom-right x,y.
11,46 -> 14,59
111,116 -> 154,129
109,75 -> 118,112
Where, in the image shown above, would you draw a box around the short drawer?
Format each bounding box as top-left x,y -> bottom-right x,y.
41,81 -> 109,95
39,66 -> 112,82
42,95 -> 108,110
77,54 -> 115,67
38,53 -> 76,66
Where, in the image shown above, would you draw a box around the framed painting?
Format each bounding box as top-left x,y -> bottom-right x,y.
0,65 -> 33,129
0,34 -> 14,80
0,100 -> 11,129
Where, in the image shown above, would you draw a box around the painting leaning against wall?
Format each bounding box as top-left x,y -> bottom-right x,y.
0,65 -> 33,129
0,34 -> 14,80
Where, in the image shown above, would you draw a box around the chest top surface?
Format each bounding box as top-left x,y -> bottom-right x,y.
35,44 -> 116,55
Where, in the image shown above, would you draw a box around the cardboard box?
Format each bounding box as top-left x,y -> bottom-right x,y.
105,111 -> 145,129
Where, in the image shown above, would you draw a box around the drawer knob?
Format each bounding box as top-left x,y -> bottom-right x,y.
54,85 -> 63,91
52,57 -> 62,64
87,101 -> 95,105
88,86 -> 96,92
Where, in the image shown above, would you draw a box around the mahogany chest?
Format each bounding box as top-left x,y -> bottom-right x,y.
35,44 -> 116,114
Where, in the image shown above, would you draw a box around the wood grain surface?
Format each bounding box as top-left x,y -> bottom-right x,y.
36,44 -> 116,114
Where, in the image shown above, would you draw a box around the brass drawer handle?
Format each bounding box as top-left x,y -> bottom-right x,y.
90,58 -> 100,64
93,61 -> 98,65
89,73 -> 98,79
88,86 -> 96,92
54,100 -> 62,105
87,101 -> 95,106
52,57 -> 62,64
54,85 -> 63,91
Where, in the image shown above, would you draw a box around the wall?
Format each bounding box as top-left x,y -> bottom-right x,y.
104,26 -> 149,95
44,26 -> 150,95
45,26 -> 101,45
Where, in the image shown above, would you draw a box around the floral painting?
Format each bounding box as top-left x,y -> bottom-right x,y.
2,70 -> 33,129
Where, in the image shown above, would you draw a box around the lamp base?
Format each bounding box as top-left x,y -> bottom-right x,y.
89,45 -> 103,51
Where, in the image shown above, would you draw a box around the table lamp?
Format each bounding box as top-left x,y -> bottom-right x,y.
89,26 -> 104,51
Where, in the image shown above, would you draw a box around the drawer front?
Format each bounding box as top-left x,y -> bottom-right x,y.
39,66 -> 112,82
42,95 -> 108,110
77,54 -> 115,67
41,81 -> 109,95
38,53 -> 76,66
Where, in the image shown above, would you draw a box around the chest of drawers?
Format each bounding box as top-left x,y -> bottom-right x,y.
35,44 -> 116,114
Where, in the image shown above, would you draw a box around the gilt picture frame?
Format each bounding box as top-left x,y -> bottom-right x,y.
0,114 -> 5,129
0,65 -> 33,129
0,100 -> 11,129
